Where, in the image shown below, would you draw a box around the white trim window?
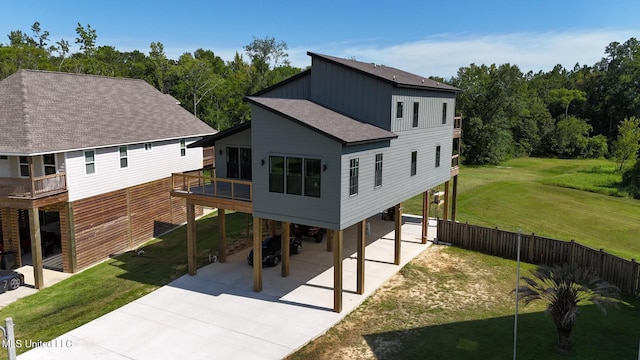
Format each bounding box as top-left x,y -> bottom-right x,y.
119,146 -> 128,168
374,153 -> 383,188
19,156 -> 29,177
85,150 -> 96,175
43,154 -> 56,175
180,139 -> 186,157
349,158 -> 359,196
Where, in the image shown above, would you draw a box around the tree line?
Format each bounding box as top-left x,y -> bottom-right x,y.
1,22 -> 638,196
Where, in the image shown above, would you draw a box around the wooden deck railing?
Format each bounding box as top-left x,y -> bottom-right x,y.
0,173 -> 67,198
171,171 -> 252,202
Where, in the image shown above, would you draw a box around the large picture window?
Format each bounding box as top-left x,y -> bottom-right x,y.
269,156 -> 284,193
349,158 -> 359,196
374,153 -> 383,188
270,155 -> 322,197
286,157 -> 302,195
304,159 -> 321,197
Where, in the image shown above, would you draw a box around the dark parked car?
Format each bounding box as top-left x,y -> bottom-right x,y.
247,235 -> 302,267
291,224 -> 325,243
0,270 -> 24,293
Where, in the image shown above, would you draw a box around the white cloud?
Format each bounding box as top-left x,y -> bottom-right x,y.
288,29 -> 640,79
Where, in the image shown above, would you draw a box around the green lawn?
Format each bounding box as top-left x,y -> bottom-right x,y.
289,246 -> 640,360
0,211 -> 252,358
404,158 -> 640,260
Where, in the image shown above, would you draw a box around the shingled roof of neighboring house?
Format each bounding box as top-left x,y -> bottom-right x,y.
246,97 -> 397,146
308,52 -> 459,93
0,70 -> 215,155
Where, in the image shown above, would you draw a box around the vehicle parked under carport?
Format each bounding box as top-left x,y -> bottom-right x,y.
247,235 -> 302,267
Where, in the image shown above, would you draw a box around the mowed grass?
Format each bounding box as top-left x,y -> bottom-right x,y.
404,158 -> 640,260
0,211 -> 252,358
290,246 -> 640,360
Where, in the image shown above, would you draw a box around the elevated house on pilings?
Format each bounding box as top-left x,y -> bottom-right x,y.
171,52 -> 462,312
0,70 -> 215,288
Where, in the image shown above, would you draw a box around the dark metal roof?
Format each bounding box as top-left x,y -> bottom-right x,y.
188,121 -> 251,148
246,97 -> 397,146
0,70 -> 216,155
307,52 -> 459,93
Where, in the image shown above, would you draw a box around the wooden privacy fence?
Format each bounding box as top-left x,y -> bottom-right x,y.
437,220 -> 640,297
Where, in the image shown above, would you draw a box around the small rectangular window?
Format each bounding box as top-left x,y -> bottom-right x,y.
442,103 -> 448,124
180,139 -> 186,157
396,101 -> 403,118
411,151 -> 417,176
374,153 -> 383,188
119,146 -> 128,168
43,153 -> 56,175
19,156 -> 29,177
85,150 -> 95,175
269,156 -> 284,193
349,158 -> 359,196
436,146 -> 441,167
304,159 -> 321,198
144,143 -> 153,151
412,102 -> 419,127
286,157 -> 302,195
0,155 -> 7,160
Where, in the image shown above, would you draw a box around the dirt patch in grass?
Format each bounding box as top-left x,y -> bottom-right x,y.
288,245 -> 514,360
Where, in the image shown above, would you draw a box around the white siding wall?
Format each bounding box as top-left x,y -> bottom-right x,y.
66,138 -> 203,201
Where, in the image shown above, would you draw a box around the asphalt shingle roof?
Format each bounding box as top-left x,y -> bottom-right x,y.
308,52 -> 459,92
0,70 -> 215,155
245,97 -> 397,145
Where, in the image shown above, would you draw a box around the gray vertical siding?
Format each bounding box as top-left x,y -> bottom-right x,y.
310,58 -> 393,130
251,106 -> 343,229
339,126 -> 452,229
214,130 -> 251,178
258,73 -> 311,99
391,89 -> 457,132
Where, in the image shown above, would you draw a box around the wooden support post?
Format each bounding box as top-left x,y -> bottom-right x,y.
218,209 -> 226,263
326,229 -> 334,252
422,191 -> 430,244
186,202 -> 197,275
333,229 -> 343,312
357,220 -> 366,295
253,217 -> 263,292
394,203 -> 402,265
443,180 -> 450,221
451,175 -> 458,222
28,207 -> 44,289
282,221 -> 290,277
64,202 -> 77,273
268,219 -> 276,236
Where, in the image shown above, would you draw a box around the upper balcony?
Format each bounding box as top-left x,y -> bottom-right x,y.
0,173 -> 67,199
170,168 -> 253,213
453,116 -> 462,138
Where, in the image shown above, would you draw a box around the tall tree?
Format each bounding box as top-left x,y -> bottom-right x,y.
612,117 -> 640,171
75,23 -> 97,56
547,88 -> 586,119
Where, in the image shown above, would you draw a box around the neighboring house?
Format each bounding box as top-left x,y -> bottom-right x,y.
171,52 -> 462,312
0,70 -> 215,288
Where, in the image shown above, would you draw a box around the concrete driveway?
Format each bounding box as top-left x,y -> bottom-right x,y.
19,215 -> 435,360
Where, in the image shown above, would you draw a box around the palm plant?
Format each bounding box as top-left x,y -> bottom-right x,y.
514,264 -> 620,353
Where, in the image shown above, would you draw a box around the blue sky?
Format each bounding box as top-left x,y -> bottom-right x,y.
2,0 -> 640,78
